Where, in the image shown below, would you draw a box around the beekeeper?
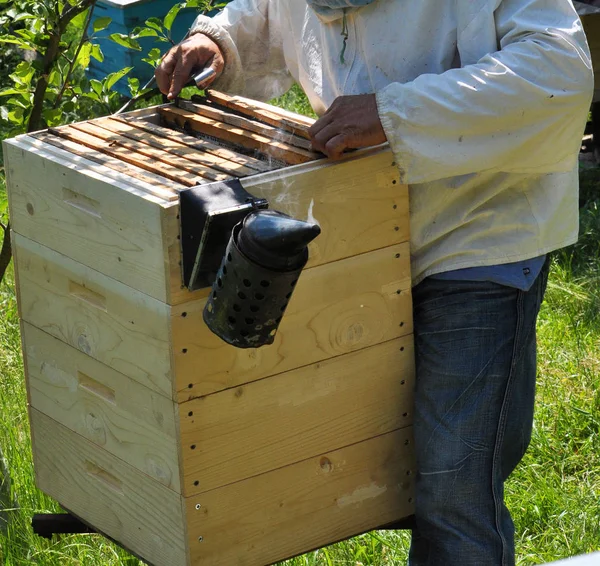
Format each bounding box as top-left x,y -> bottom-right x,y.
156,1 -> 593,564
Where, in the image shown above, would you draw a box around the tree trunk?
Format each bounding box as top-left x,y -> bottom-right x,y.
0,223 -> 10,285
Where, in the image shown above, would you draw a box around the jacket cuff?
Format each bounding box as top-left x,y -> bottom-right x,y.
189,15 -> 245,93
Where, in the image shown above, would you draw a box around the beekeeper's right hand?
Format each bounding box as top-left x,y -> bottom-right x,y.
155,34 -> 224,100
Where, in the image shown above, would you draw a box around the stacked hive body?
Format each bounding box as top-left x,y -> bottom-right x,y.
3,92 -> 415,566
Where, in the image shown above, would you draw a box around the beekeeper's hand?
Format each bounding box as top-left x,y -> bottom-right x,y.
155,34 -> 224,100
309,94 -> 387,160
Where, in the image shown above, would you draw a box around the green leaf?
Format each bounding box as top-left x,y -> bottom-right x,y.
43,108 -> 62,127
0,88 -> 26,97
133,28 -> 159,38
90,44 -> 104,62
145,17 -> 163,32
76,42 -> 92,69
93,16 -> 112,33
0,37 -> 36,51
104,66 -> 133,91
9,61 -> 34,87
11,12 -> 36,22
48,68 -> 61,87
109,33 -> 141,51
163,3 -> 182,31
70,9 -> 88,29
142,47 -> 162,68
82,92 -> 101,102
128,77 -> 140,97
90,79 -> 103,96
5,106 -> 24,125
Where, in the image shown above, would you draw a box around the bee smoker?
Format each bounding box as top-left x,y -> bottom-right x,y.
203,210 -> 321,348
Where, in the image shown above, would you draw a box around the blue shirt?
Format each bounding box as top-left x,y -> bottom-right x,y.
431,256 -> 547,291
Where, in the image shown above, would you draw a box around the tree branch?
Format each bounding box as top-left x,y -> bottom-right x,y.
54,3 -> 96,109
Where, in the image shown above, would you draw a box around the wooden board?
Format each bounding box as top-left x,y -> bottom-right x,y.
61,123 -> 228,185
176,99 -> 314,151
115,115 -> 272,173
35,132 -> 183,201
3,137 -> 173,303
207,91 -> 315,137
13,234 -> 174,398
172,242 -> 413,399
94,118 -> 258,177
159,107 -> 318,165
23,323 -> 180,491
180,336 -> 414,496
165,147 -> 408,305
31,410 -> 188,566
186,427 -> 415,566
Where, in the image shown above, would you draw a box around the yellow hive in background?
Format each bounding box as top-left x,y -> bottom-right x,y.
3,93 -> 415,566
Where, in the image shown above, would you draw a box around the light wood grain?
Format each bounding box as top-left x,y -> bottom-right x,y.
177,100 -> 313,151
180,336 -> 414,496
96,118 -> 258,177
159,107 -> 318,165
165,147 -> 408,304
23,323 -> 180,491
31,410 -> 188,566
172,243 -> 413,399
63,123 -> 226,185
187,427 -> 415,566
14,234 -> 174,398
35,132 -> 182,201
207,91 -> 314,137
115,115 -> 272,172
4,137 -> 173,303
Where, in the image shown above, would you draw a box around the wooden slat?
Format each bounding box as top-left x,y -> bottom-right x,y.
187,427 -> 415,566
36,133 -> 181,202
13,233 -> 173,398
207,90 -> 315,138
159,107 -> 319,165
180,336 -> 414,496
4,137 -> 173,303
51,125 -> 200,187
177,99 -> 314,151
23,323 -> 180,491
68,122 -> 231,184
95,117 -> 258,178
115,115 -> 273,173
164,147 -> 408,306
31,410 -> 188,566
172,242 -> 413,399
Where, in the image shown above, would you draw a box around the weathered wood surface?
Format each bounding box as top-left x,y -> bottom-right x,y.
95,118 -> 258,177
24,323 -> 180,491
115,115 -> 272,172
172,242 -> 412,399
159,106 -> 318,165
36,132 -> 183,200
187,427 -> 415,566
31,410 -> 188,566
14,234 -> 173,398
180,336 -> 415,495
207,91 -> 315,138
4,137 -> 173,303
176,99 -> 314,151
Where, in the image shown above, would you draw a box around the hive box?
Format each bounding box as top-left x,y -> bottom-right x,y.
3,93 -> 415,566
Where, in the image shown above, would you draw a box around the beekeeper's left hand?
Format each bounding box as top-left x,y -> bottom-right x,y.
308,94 -> 387,159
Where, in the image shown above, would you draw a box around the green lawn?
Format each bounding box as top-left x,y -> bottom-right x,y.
0,94 -> 599,564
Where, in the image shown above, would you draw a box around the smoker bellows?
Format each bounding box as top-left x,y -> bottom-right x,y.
3,91 -> 415,566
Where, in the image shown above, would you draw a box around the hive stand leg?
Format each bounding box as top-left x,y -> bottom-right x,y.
32,512 -> 96,539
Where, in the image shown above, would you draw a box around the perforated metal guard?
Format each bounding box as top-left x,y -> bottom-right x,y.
203,224 -> 307,348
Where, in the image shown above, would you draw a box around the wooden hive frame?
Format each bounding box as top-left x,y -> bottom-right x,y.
3,92 -> 415,566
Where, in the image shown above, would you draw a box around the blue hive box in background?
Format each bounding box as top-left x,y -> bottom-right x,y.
87,0 -> 225,95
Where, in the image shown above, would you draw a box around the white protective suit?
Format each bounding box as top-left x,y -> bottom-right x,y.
190,0 -> 593,285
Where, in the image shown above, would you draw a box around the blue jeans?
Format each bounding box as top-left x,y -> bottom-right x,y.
408,259 -> 550,566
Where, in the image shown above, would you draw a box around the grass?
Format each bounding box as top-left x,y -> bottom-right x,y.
0,87 -> 599,564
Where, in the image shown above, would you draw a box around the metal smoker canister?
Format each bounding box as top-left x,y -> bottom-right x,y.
203,210 -> 321,348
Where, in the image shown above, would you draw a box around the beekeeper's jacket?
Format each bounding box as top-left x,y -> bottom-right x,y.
191,0 -> 593,285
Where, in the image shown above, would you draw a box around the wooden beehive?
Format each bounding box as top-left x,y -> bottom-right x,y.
3,91 -> 415,566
